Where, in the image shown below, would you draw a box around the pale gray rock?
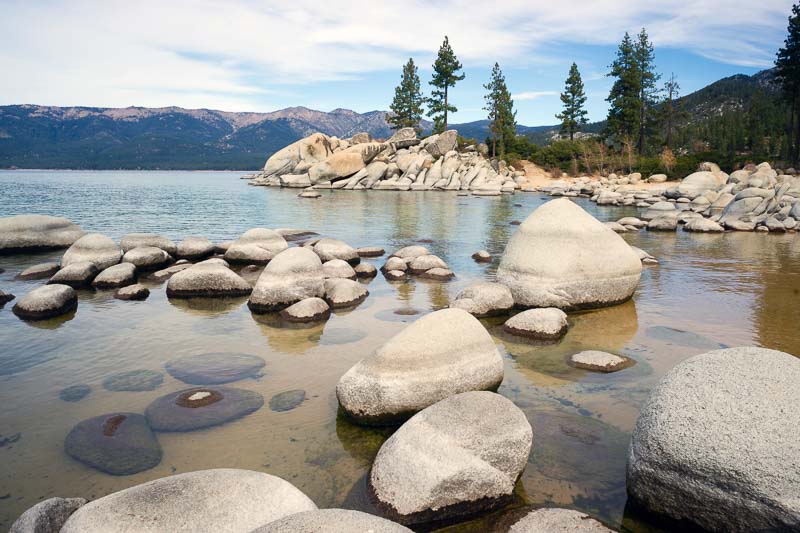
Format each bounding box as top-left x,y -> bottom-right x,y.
647,216 -> 678,231
641,201 -> 677,221
356,246 -> 385,257
0,215 -> 85,252
16,262 -> 61,280
630,246 -> 658,265
48,261 -> 98,288
627,347 -> 800,532
60,469 -> 318,533
509,508 -> 614,532
336,308 -> 503,424
604,221 -> 628,233
312,238 -> 359,265
260,132 -> 332,180
10,497 -> 87,533
122,246 -> 171,270
648,174 -> 668,183
369,391 -> 532,525
224,228 -> 288,265
166,262 -> 251,298
279,297 -> 331,323
253,509 -> 412,533
381,257 -> 408,272
424,130 -> 458,158
248,247 -> 325,313
451,282 -> 513,317
119,233 -> 177,256
419,267 -> 455,280
503,308 -> 569,340
61,234 -> 122,270
114,284 -> 149,301
570,350 -> 630,372
176,236 -> 215,260
354,262 -> 377,278
471,250 -> 491,262
93,263 -> 137,289
408,254 -> 448,274
384,269 -> 405,280
497,199 -> 642,310
12,284 -> 77,320
616,217 -> 646,228
677,171 -> 723,199
683,218 -> 724,233
322,259 -> 357,280
390,245 -> 430,261
324,278 -> 368,308
150,263 -> 191,281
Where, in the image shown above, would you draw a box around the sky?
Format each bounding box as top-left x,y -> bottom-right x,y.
0,0 -> 795,126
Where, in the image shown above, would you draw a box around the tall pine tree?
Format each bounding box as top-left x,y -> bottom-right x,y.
427,36 -> 465,133
556,62 -> 588,140
662,73 -> 680,149
483,63 -> 517,157
388,58 -> 424,132
776,2 -> 800,163
606,32 -> 640,144
633,28 -> 660,155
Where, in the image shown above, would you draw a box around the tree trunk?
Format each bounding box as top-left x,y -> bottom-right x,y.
443,86 -> 448,132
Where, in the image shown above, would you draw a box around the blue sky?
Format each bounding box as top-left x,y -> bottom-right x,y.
0,0 -> 793,126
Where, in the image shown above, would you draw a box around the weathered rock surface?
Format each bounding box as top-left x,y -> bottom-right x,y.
93,263 -> 137,289
166,262 -> 251,298
647,216 -> 678,231
354,262 -> 377,278
0,290 -> 15,305
166,352 -> 265,385
497,199 -> 642,310
248,247 -> 325,312
48,261 -> 99,288
122,246 -> 171,270
324,278 -> 368,308
61,234 -> 122,270
322,259 -> 357,280
627,347 -> 800,532
419,267 -> 454,280
508,508 -> 614,532
503,308 -> 569,340
570,350 -> 631,372
683,218 -> 724,233
0,215 -> 85,253
60,469 -> 318,533
280,297 -> 331,322
472,250 -> 491,262
114,284 -> 149,301
224,228 -> 288,265
10,497 -> 87,533
254,509 -> 412,532
452,282 -> 514,317
312,238 -> 360,265
176,236 -> 215,260
408,254 -> 448,274
336,308 -> 504,424
15,262 -> 60,280
369,391 -> 532,525
357,246 -> 385,257
120,233 -> 177,256
12,284 -> 77,320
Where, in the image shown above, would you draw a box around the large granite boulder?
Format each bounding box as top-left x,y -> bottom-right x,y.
424,130 -> 458,158
336,308 -> 504,425
64,413 -> 162,475
12,284 -> 77,320
368,391 -> 532,525
254,509 -> 412,532
10,497 -> 87,533
312,238 -> 360,265
120,233 -> 177,256
61,234 -> 122,270
496,199 -> 642,310
60,469 -> 318,533
224,228 -> 288,265
0,215 -> 85,253
248,247 -> 325,313
261,132 -> 333,179
322,259 -> 357,280
166,262 -> 251,298
627,347 -> 800,532
145,386 -> 264,431
677,171 -> 723,199
451,282 -> 514,317
508,508 -> 613,532
176,236 -> 215,260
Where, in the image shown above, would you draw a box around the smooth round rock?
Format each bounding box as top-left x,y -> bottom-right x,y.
60,384 -> 91,402
280,297 -> 331,322
324,278 -> 368,308
384,270 -> 405,281
322,259 -> 357,280
145,386 -> 264,431
312,238 -> 360,265
103,369 -> 163,392
647,216 -> 678,231
684,218 -> 725,233
176,236 -> 214,260
224,228 -> 288,265
472,250 -> 491,262
122,246 -> 171,270
12,284 -> 77,320
337,308 -> 504,425
419,267 -> 454,280
61,234 -> 122,270
254,509 -> 412,532
369,391 -> 533,525
357,246 -> 385,257
408,254 -> 448,274
48,261 -> 99,288
0,215 -> 85,253
120,233 -> 177,256
150,263 -> 191,282
627,347 -> 800,532
268,389 -> 307,412
617,217 -> 646,228
381,257 -> 407,272
93,263 -> 137,289
248,247 -> 325,313
452,282 -> 514,317
570,350 -> 631,372
60,469 -> 318,533
10,497 -> 87,533
390,245 -> 429,260
64,413 -> 162,475
497,199 -> 642,310
15,262 -> 60,280
503,308 -> 569,340
509,508 -> 613,532
354,262 -> 377,278
166,263 -> 251,298
114,283 -> 149,301
166,353 -> 266,385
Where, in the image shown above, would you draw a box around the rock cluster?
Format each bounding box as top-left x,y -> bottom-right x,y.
248,129 -> 526,194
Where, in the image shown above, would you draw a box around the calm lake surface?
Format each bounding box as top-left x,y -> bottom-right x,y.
1,170 -> 799,531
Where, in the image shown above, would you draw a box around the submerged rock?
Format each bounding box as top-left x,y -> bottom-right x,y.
114,284 -> 149,301
165,352 -> 265,385
15,262 -> 61,280
224,228 -> 288,265
10,497 -> 87,533
61,234 -> 122,270
627,347 -> 800,532
497,199 -> 641,310
248,247 -> 325,313
570,350 -> 631,372
280,297 -> 331,322
268,389 -> 307,412
503,308 -> 569,340
120,233 -> 177,256
452,282 -> 514,317
60,469 -> 318,533
12,284 -> 77,320
166,262 -> 251,298
102,370 -> 163,392
145,386 -> 264,431
369,391 -> 532,525
337,308 -> 504,425
92,263 -> 137,289
59,384 -> 91,402
0,215 -> 85,253
64,413 -> 162,475
254,509 -> 412,532
508,508 -> 614,532
48,261 -> 98,288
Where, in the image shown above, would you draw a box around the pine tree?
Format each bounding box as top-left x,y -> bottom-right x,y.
427,36 -> 465,133
776,2 -> 800,163
633,28 -> 661,155
606,32 -> 640,143
483,63 -> 517,157
388,58 -> 425,132
662,73 -> 680,149
556,62 -> 588,141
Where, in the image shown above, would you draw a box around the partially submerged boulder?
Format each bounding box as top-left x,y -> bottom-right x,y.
120,233 -> 177,256
497,199 -> 642,310
280,297 -> 331,323
0,215 -> 85,253
336,308 -> 504,425
451,282 -> 514,317
93,263 -> 137,289
166,262 -> 251,298
248,247 -> 325,313
165,352 -> 265,385
570,350 -> 631,372
324,278 -> 368,308
503,308 -> 569,340
12,284 -> 77,320
122,246 -> 171,270
61,234 -> 122,271
114,284 -> 149,301
312,238 -> 360,265
224,228 -> 288,265
15,262 -> 61,280
10,497 -> 87,533
176,236 -> 215,260
48,261 -> 99,288
322,259 -> 357,280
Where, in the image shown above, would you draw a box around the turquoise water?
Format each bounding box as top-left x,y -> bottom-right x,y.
1,170 -> 799,531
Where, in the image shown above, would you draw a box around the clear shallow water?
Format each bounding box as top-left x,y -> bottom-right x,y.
0,170 -> 799,531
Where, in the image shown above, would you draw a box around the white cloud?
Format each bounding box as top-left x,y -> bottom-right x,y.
0,0 -> 793,111
514,91 -> 559,101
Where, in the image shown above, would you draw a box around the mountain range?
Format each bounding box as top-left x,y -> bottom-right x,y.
0,69 -> 779,170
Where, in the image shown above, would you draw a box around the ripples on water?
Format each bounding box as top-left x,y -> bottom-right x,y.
0,170 -> 799,530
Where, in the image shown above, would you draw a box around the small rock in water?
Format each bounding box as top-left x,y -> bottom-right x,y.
145,386 -> 264,431
354,262 -> 377,278
60,384 -> 91,402
298,190 -> 321,198
165,352 -> 265,385
503,308 -> 569,340
471,250 -> 491,262
102,369 -> 164,392
269,389 -> 306,412
176,236 -> 215,260
356,246 -> 385,257
122,246 -> 171,270
48,261 -> 99,288
418,267 -> 454,280
0,290 -> 15,306
280,297 -> 331,323
114,283 -> 149,301
322,259 -> 357,280
93,263 -> 137,289
570,350 -> 632,372
452,282 -> 513,318
15,262 -> 60,280
12,284 -> 77,320
384,269 -> 406,281
324,278 -> 368,308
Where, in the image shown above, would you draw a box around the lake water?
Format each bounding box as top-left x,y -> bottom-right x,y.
1,170 -> 799,531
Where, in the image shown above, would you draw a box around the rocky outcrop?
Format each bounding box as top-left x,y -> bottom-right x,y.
368,391 -> 532,525
61,234 -> 122,271
627,347 -> 800,532
0,215 -> 85,253
60,469 -> 318,532
248,247 -> 325,312
497,199 -> 642,310
336,308 -> 504,425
